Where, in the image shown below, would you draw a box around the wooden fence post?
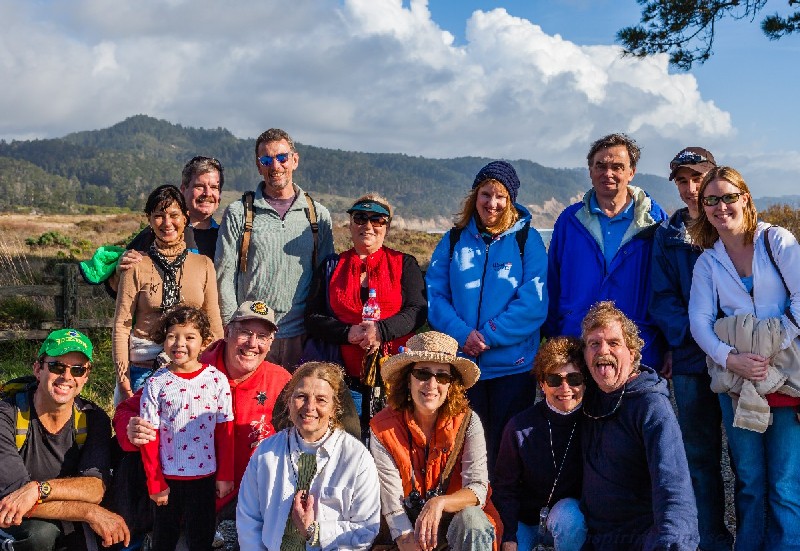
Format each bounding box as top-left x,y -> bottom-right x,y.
62,263 -> 79,328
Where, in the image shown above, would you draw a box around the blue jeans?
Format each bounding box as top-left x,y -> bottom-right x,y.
467,371 -> 536,481
672,374 -> 732,551
515,498 -> 587,551
719,394 -> 800,550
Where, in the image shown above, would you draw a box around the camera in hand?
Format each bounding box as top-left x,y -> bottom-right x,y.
402,488 -> 442,523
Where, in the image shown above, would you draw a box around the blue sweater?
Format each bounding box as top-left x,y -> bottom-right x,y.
426,205 -> 548,379
649,209 -> 707,375
544,187 -> 667,368
493,400 -> 582,543
581,365 -> 699,551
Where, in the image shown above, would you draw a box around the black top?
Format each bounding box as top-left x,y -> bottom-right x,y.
493,399 -> 583,542
0,391 -> 112,499
304,252 -> 427,345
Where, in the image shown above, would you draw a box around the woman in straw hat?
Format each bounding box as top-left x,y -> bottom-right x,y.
369,331 -> 502,551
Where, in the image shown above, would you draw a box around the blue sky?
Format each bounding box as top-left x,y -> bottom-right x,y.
0,0 -> 797,197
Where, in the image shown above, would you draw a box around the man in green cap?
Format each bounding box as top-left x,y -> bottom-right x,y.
0,329 -> 130,550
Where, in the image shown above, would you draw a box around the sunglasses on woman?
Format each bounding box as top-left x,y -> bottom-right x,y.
352,212 -> 389,227
544,372 -> 584,387
411,368 -> 455,384
44,360 -> 89,378
701,192 -> 743,207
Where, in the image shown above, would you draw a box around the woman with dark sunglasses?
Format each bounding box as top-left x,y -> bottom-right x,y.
369,331 -> 503,551
494,336 -> 587,551
426,161 -> 549,480
688,166 -> 800,550
304,193 -> 427,440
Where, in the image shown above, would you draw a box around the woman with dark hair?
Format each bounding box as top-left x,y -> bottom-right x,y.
112,184 -> 223,404
370,331 -> 502,551
305,193 -> 426,437
688,166 -> 800,549
236,361 -> 381,550
494,336 -> 586,551
426,161 -> 548,476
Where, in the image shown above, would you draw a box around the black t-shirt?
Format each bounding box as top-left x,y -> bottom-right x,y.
0,391 -> 112,499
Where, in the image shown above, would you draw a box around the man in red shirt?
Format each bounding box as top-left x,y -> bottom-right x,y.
114,300 -> 290,522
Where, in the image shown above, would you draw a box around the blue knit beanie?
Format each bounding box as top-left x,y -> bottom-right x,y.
471,160 -> 520,203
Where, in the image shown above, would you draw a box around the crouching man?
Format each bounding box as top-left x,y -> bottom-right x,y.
0,329 -> 129,550
579,302 -> 698,550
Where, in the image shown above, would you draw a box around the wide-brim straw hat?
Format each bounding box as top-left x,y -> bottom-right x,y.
381,331 -> 480,388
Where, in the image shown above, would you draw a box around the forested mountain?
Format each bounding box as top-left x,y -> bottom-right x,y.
0,114 -> 681,221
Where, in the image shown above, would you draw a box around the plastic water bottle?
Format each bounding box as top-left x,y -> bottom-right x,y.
362,288 -> 381,322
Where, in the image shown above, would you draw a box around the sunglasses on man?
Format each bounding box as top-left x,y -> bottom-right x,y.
544,372 -> 585,388
44,360 -> 89,378
352,212 -> 389,227
701,192 -> 743,207
670,152 -> 711,170
258,152 -> 292,167
411,368 -> 456,385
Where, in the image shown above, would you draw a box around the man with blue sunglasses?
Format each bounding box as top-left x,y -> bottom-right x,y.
216,128 -> 334,371
0,329 -> 130,550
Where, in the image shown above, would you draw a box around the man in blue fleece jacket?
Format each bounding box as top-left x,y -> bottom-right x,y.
579,301 -> 698,551
544,133 -> 668,369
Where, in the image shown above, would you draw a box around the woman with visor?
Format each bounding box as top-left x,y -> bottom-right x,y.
305,193 -> 426,439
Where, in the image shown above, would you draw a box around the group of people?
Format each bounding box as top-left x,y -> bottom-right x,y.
0,127 -> 798,551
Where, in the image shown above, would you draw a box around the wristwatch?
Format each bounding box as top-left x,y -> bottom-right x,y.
37,481 -> 52,502
305,521 -> 319,544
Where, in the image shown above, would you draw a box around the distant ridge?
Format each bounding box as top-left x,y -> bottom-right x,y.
1,114 -> 686,223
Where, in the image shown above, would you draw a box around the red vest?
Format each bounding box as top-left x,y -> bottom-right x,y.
329,247 -> 411,377
370,407 -> 503,549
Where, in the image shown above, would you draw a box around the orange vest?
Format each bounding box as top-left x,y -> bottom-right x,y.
370,407 -> 503,550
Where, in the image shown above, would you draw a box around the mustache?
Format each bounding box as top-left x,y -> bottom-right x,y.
592,354 -> 618,368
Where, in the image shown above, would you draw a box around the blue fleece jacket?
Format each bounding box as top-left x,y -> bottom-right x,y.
544,186 -> 668,368
426,204 -> 548,379
581,365 -> 699,551
649,208 -> 707,375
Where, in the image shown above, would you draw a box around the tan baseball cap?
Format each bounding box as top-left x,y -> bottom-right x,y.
229,301 -> 278,332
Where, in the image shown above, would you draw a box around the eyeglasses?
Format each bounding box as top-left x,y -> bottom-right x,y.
44,361 -> 89,378
235,328 -> 274,345
411,369 -> 455,385
258,152 -> 292,167
670,152 -> 710,170
702,193 -> 743,207
351,212 -> 389,227
544,372 -> 585,388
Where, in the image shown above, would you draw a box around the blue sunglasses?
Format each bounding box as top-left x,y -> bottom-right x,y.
258,152 -> 292,166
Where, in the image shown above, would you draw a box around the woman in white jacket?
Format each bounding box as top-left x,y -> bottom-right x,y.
688,166 -> 800,551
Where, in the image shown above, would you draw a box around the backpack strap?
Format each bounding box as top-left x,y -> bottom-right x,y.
14,390 -> 88,450
763,226 -> 799,329
303,192 -> 320,269
448,227 -> 464,261
449,220 -> 530,262
14,391 -> 31,451
238,191 -> 255,274
515,219 -> 531,260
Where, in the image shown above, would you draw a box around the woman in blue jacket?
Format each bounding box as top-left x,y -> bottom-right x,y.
426,160 -> 548,477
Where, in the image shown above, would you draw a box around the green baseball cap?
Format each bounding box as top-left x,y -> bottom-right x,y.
39,329 -> 93,362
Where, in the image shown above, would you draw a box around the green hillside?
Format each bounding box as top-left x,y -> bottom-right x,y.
0,115 -> 681,219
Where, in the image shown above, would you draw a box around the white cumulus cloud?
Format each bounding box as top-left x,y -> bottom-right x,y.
0,0 -> 793,195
